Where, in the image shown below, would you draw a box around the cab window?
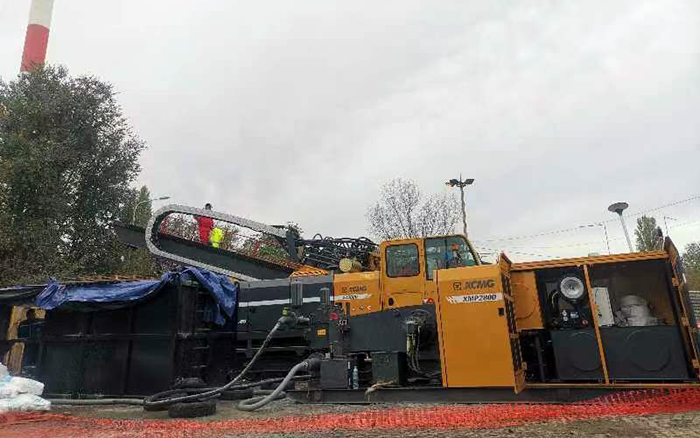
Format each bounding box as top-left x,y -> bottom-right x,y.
425,236 -> 477,280
386,244 -> 420,277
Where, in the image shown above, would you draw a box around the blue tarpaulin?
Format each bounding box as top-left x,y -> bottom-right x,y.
31,267 -> 237,325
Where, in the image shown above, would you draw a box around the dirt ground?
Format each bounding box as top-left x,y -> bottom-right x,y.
53,400 -> 700,437
310,413 -> 700,438
53,398 -> 374,422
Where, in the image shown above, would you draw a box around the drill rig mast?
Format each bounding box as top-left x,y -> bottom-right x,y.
143,204 -> 377,280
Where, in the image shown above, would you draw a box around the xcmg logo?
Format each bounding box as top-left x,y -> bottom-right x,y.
453,278 -> 497,291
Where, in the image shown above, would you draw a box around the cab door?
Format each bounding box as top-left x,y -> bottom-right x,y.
380,239 -> 425,309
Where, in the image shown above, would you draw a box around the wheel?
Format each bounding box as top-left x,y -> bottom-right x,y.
168,400 -> 217,418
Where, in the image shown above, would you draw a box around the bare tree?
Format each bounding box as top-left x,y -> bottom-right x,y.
366,178 -> 460,240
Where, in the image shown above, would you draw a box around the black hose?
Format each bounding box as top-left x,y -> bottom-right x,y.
48,376 -> 312,407
189,375 -> 310,393
144,319 -> 284,409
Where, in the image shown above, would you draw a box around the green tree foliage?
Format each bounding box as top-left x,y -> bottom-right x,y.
119,185 -> 152,227
0,66 -> 145,284
684,242 -> 700,290
634,215 -> 659,252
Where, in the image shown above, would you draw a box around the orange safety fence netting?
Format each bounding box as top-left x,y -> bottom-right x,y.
2,388 -> 700,438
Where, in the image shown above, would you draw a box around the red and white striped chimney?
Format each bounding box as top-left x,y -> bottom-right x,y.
20,0 -> 55,72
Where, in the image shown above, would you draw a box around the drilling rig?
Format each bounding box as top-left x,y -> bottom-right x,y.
113,204 -> 700,403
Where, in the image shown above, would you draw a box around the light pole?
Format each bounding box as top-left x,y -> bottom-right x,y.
445,175 -> 475,239
608,202 -> 634,252
132,196 -> 170,225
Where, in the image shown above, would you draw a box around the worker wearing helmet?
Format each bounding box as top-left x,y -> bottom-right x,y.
194,203 -> 214,245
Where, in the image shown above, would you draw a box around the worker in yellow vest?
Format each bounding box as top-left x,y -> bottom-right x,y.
210,226 -> 224,248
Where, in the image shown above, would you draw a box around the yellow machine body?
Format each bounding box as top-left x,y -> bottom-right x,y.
323,234 -> 700,392
331,234 -> 482,316
333,271 -> 381,316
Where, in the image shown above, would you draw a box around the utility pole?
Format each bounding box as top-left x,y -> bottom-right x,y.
608,202 -> 634,252
445,175 -> 475,239
598,222 -> 611,255
663,216 -> 677,236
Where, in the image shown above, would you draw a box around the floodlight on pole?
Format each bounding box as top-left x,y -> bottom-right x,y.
445,175 -> 475,239
608,202 -> 634,252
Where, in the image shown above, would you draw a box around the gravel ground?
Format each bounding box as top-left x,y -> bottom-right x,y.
294,413 -> 700,438
53,398 -> 375,422
53,400 -> 700,437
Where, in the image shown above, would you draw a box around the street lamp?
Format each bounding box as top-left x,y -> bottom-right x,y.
132,196 -> 170,224
445,175 -> 475,239
608,202 -> 634,252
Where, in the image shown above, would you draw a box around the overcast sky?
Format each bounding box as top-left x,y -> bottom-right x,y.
1,0 -> 699,261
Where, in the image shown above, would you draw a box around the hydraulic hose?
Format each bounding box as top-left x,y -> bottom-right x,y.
236,361 -> 308,412
144,319 -> 284,409
192,375 -> 309,393
48,376 -> 311,407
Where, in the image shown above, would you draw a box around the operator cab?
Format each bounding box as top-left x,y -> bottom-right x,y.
380,235 -> 481,308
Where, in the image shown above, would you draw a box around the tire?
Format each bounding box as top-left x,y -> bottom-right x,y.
143,390 -> 187,412
219,388 -> 254,401
168,400 -> 217,418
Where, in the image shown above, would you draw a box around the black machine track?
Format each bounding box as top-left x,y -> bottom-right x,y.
113,222 -> 294,280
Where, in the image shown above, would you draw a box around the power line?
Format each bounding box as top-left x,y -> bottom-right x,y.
474,194 -> 700,243
484,213 -> 700,258
670,218 -> 700,230
474,246 -> 553,259
496,239 -> 609,250
496,215 -> 700,251
473,223 -> 602,243
627,195 -> 700,220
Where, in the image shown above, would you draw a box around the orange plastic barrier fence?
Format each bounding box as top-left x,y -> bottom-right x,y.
2,388 -> 700,438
